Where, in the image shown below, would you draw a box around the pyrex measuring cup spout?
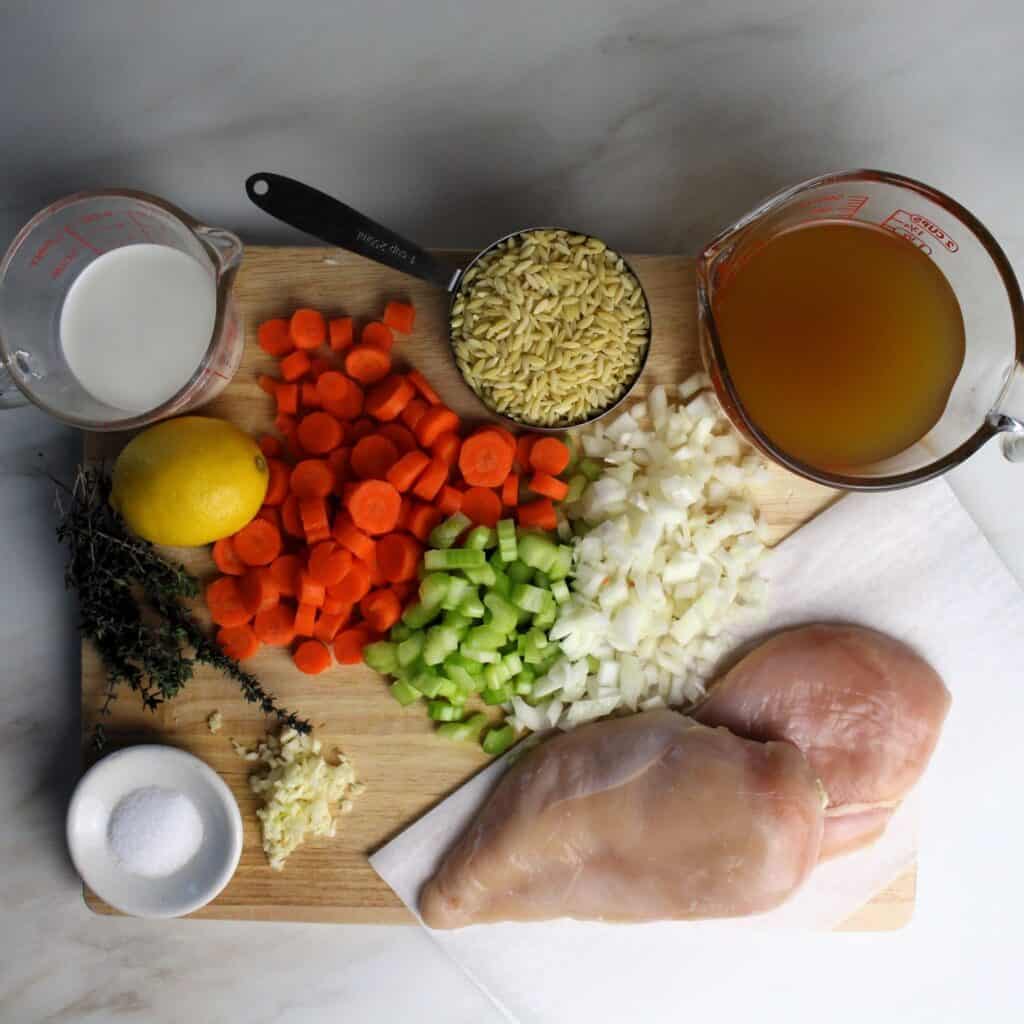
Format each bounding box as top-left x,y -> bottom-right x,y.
990,362 -> 1024,462
245,173 -> 461,292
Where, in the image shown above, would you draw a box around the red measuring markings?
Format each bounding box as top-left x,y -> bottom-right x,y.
790,193 -> 869,220
881,210 -> 959,255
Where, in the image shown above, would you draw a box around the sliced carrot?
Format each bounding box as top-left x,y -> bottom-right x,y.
293,639 -> 331,674
501,473 -> 520,508
298,497 -> 329,538
275,381 -> 299,415
436,485 -> 463,516
515,433 -> 540,470
478,424 -> 517,460
359,541 -> 384,586
383,300 -> 415,335
329,316 -> 355,352
414,406 -> 460,448
317,372 -> 364,419
344,345 -> 392,385
280,495 -> 304,538
406,501 -> 443,542
259,434 -> 283,458
376,532 -> 422,583
239,567 -> 280,616
431,431 -> 461,467
297,411 -> 344,454
309,357 -> 332,378
530,437 -> 571,476
274,412 -> 296,437
365,375 -> 414,421
330,562 -> 371,604
461,486 -> 502,527
412,457 -> 448,501
253,603 -> 296,646
298,572 -> 326,609
321,594 -> 353,617
313,610 -> 348,643
361,320 -> 395,352
408,369 -> 441,405
280,350 -> 312,382
348,418 -> 375,443
213,536 -> 246,576
392,580 -> 417,604
206,576 -> 251,627
529,471 -> 569,501
233,518 -> 282,566
347,480 -> 402,535
258,374 -> 280,397
294,602 -> 318,638
332,512 -> 377,562
258,318 -> 294,357
385,449 -> 430,492
301,381 -> 321,409
290,459 -> 334,499
290,308 -> 327,350
459,431 -> 514,487
334,626 -> 372,665
361,588 -> 402,633
351,434 -> 400,480
270,553 -> 303,597
400,398 -> 428,431
217,623 -> 261,661
257,505 -> 281,532
517,497 -> 557,531
262,458 -> 290,506
378,423 -> 417,454
309,541 -> 353,587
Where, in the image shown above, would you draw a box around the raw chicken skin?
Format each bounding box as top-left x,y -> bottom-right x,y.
694,625 -> 951,857
420,710 -> 824,929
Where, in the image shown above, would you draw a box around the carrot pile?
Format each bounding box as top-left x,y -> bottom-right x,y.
207,301 -> 575,675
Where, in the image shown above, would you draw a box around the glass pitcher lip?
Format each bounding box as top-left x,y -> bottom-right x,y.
0,189 -> 244,432
697,168 -> 1024,490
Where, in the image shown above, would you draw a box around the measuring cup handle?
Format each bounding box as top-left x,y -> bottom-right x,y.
0,360 -> 29,410
245,173 -> 459,292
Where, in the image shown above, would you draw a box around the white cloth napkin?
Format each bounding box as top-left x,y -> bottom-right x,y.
370,479 -> 1024,1022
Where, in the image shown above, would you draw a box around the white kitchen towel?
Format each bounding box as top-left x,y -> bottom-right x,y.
370,478 -> 1024,1022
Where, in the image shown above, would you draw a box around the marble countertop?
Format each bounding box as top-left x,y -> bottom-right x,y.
3,1 -> 1024,1021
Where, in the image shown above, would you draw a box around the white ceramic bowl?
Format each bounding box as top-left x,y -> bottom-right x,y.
67,744 -> 243,918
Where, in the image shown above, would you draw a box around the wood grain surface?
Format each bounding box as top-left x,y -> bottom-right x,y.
82,246 -> 914,929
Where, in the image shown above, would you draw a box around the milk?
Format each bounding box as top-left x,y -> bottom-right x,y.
59,243 -> 217,413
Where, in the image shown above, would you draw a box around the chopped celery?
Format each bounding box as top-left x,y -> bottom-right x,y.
446,652 -> 483,676
440,575 -> 473,611
518,533 -> 558,573
482,685 -> 512,705
435,679 -> 462,702
547,545 -> 573,581
515,676 -> 534,695
463,563 -> 496,586
523,628 -> 550,665
497,519 -> 518,562
443,660 -> 478,692
482,724 -> 517,756
397,633 -> 425,668
457,593 -> 486,618
579,458 -> 602,481
463,625 -> 506,651
507,559 -> 532,583
532,592 -> 557,630
483,592 -> 519,634
410,671 -> 444,698
482,664 -> 505,690
419,572 -> 454,609
491,565 -> 511,598
441,610 -> 472,636
389,622 -> 412,642
510,582 -> 547,613
389,679 -> 422,706
464,525 -> 497,550
565,474 -> 587,503
401,600 -> 437,629
429,512 -> 472,549
515,665 -> 536,689
425,548 -> 485,571
551,579 -> 570,604
536,645 -> 561,672
364,641 -> 399,674
436,712 -> 488,742
428,699 -> 458,722
423,624 -> 460,665
459,646 -> 499,664
501,652 -> 523,676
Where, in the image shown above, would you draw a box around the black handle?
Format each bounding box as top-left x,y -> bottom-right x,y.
245,173 -> 459,291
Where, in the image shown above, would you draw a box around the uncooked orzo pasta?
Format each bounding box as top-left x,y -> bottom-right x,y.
450,229 -> 650,427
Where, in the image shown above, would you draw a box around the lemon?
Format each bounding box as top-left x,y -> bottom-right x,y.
111,416 -> 269,547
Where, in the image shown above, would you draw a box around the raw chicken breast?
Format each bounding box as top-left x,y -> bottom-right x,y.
694,624 -> 951,858
420,710 -> 824,929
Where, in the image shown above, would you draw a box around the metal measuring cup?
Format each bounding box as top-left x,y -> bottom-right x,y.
245,173 -> 651,430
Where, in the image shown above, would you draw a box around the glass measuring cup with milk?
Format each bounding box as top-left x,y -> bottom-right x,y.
0,191 -> 243,429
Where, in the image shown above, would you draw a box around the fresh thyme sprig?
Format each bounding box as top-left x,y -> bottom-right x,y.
57,466 -> 311,750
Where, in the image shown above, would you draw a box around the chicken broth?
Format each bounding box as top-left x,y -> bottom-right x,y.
714,220 -> 966,471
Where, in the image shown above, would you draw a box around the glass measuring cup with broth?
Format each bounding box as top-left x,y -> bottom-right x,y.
698,170 -> 1024,489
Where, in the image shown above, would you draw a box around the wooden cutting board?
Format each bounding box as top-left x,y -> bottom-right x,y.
82,246 -> 915,928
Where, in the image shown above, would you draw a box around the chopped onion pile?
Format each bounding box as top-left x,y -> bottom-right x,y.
508,376 -> 769,733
